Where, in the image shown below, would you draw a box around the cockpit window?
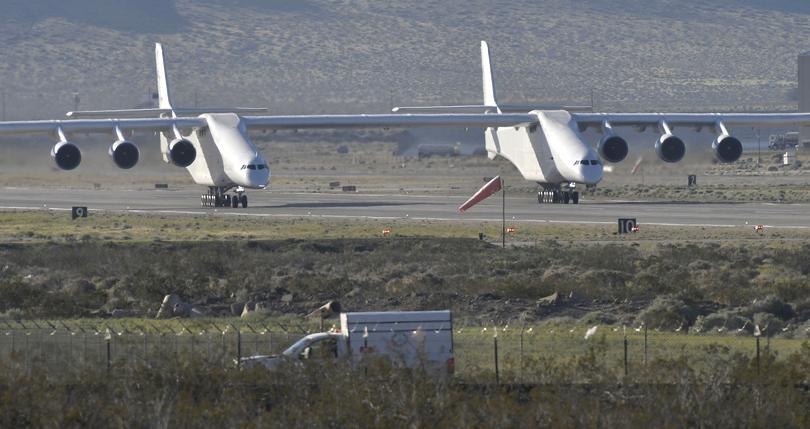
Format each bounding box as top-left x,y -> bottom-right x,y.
580,160 -> 590,165
257,164 -> 266,170
591,160 -> 601,165
241,165 -> 247,170
247,165 -> 257,170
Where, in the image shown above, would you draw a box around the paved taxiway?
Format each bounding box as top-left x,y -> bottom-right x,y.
2,186 -> 810,229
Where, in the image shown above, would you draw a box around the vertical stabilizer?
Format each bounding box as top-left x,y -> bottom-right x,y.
155,43 -> 174,114
481,41 -> 500,112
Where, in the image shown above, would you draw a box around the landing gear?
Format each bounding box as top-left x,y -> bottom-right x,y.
201,186 -> 249,209
537,185 -> 580,205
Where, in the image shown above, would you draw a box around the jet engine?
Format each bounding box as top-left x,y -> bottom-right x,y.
108,140 -> 140,169
168,138 -> 196,167
597,135 -> 629,163
655,134 -> 686,163
50,141 -> 82,170
712,134 -> 743,163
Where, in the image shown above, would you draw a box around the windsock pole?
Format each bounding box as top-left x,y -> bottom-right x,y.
502,180 -> 505,248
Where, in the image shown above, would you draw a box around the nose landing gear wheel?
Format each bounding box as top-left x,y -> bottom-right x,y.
232,196 -> 239,208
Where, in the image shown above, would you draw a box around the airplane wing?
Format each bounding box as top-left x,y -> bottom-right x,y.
0,113 -> 535,137
0,117 -> 206,137
572,112 -> 810,130
241,113 -> 538,130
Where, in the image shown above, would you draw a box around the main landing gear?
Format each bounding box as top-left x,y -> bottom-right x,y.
201,186 -> 248,208
537,184 -> 580,205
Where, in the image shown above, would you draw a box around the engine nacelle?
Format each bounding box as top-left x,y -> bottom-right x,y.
168,138 -> 196,167
712,134 -> 743,163
655,134 -> 686,163
50,141 -> 82,171
597,135 -> 629,163
108,140 -> 140,169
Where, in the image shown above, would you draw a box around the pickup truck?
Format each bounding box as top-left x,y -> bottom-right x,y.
241,310 -> 455,376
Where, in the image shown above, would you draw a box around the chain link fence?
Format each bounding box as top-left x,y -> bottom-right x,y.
1,320 -> 807,382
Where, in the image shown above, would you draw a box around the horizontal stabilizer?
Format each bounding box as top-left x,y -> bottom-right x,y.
67,108 -> 174,119
174,107 -> 268,116
67,107 -> 268,119
393,105 -> 498,114
394,104 -> 593,114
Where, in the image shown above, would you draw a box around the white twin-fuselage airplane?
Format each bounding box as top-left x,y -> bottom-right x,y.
1,41 -> 809,208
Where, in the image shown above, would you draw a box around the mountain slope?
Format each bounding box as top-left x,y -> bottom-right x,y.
0,0 -> 808,118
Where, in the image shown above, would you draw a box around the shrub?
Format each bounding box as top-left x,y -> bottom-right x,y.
638,295 -> 702,330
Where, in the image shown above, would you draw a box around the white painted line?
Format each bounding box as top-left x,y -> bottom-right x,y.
1,205 -> 804,230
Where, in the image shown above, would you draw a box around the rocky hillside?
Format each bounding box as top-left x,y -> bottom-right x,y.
1,0 -> 809,118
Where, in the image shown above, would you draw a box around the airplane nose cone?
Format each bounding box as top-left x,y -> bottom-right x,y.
586,166 -> 603,184
574,165 -> 602,185
236,159 -> 271,188
244,167 -> 270,188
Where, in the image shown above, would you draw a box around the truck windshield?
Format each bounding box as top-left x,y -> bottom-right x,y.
282,337 -> 313,357
282,334 -> 337,359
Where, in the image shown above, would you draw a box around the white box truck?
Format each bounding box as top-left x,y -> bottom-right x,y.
241,310 -> 454,376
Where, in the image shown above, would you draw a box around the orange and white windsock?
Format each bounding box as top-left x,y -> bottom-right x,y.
459,176 -> 502,213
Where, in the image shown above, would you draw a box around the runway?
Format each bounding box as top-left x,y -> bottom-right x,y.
1,186 -> 809,229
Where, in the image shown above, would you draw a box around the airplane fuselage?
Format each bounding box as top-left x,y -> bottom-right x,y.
485,110 -> 603,188
164,113 -> 271,190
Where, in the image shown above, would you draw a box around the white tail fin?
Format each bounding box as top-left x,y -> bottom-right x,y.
155,43 -> 174,114
481,41 -> 500,112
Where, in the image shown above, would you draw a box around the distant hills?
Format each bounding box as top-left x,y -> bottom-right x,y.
1,0 -> 810,119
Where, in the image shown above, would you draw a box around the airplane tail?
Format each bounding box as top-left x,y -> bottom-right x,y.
480,41 -> 500,113
392,41 -> 501,114
66,43 -> 267,119
155,43 -> 174,114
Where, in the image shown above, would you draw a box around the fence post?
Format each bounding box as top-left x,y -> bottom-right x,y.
236,326 -> 242,368
624,333 -> 629,376
266,324 -> 273,354
494,328 -> 500,385
519,325 -> 525,384
643,325 -> 648,366
25,329 -> 30,374
766,336 -> 771,371
106,337 -> 112,371
207,332 -> 212,362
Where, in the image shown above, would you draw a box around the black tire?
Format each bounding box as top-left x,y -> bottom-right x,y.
232,196 -> 239,208
241,195 -> 248,208
572,192 -> 580,204
563,192 -> 570,204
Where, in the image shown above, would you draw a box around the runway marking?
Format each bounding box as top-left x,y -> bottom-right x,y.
1,205 -> 807,230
